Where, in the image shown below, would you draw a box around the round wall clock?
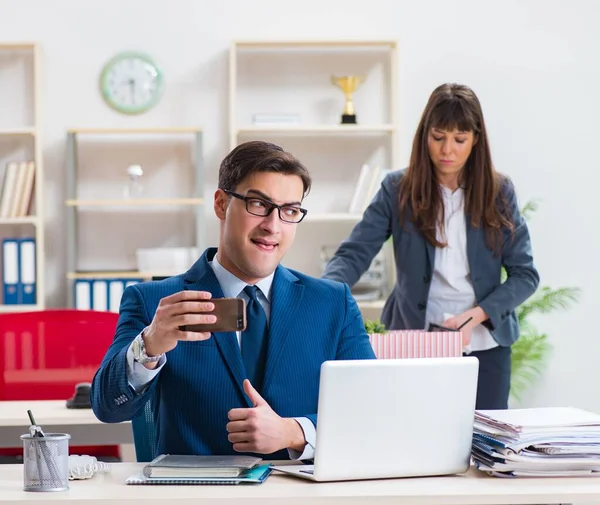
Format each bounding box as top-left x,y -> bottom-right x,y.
99,52 -> 164,114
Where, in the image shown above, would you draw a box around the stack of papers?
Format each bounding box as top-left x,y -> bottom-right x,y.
472,407 -> 600,477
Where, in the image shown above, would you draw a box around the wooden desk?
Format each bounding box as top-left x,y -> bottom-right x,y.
0,400 -> 133,455
2,462 -> 600,505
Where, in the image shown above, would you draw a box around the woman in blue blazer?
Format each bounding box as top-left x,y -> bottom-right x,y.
322,83 -> 539,410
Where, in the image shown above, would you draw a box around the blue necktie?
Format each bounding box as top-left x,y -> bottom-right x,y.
242,285 -> 268,391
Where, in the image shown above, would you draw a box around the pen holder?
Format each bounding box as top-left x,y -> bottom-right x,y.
21,433 -> 71,492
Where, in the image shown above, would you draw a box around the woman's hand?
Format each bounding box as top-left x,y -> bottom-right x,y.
442,307 -> 489,347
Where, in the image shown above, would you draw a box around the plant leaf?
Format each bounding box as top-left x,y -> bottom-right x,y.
510,330 -> 552,402
520,199 -> 540,222
364,319 -> 387,334
517,286 -> 581,322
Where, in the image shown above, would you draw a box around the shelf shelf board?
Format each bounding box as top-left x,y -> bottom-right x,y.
65,198 -> 204,207
234,40 -> 397,49
0,216 -> 39,225
0,43 -> 36,50
305,213 -> 362,222
0,304 -> 41,313
357,300 -> 385,310
0,127 -> 36,136
67,271 -> 177,280
68,127 -> 201,135
236,125 -> 395,136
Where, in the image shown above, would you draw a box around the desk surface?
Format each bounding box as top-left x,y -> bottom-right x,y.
0,400 -> 129,427
2,462 -> 600,505
0,400 -> 133,449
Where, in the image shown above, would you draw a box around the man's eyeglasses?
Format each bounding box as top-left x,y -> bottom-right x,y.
223,190 -> 308,223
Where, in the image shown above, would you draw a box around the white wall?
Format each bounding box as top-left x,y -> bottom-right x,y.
0,0 -> 598,410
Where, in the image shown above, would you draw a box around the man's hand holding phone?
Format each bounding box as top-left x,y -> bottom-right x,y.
142,291 -> 216,361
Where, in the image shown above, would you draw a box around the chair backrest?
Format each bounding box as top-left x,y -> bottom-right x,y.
0,309 -> 119,400
132,396 -> 158,462
0,309 -> 120,459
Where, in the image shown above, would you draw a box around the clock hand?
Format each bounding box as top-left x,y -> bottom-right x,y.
128,78 -> 135,104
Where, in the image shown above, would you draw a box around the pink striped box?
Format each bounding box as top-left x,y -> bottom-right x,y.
369,330 -> 463,359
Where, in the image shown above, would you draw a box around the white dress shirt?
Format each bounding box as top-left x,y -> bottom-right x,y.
126,255 -> 315,460
424,185 -> 498,353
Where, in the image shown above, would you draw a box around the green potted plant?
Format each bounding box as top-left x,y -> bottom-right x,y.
505,200 -> 580,402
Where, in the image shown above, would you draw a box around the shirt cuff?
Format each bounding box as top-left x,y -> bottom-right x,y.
287,417 -> 316,461
126,336 -> 167,394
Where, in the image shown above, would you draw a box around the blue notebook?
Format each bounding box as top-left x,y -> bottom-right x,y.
125,464 -> 272,485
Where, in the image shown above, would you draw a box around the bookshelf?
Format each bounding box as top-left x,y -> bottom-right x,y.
229,39 -> 399,320
0,42 -> 45,313
64,128 -> 204,308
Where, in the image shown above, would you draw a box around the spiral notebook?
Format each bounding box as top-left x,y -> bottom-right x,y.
125,464 -> 272,485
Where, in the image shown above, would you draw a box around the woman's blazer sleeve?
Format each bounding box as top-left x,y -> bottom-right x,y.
478,179 -> 540,330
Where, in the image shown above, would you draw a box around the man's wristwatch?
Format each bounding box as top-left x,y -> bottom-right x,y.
131,330 -> 164,365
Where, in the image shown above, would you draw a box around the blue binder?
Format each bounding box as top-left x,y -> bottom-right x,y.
74,279 -> 93,310
2,238 -> 20,304
19,237 -> 36,304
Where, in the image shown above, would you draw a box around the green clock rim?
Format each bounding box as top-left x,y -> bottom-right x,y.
99,51 -> 164,115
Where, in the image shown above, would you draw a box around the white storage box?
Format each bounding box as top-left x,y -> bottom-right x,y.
136,247 -> 200,273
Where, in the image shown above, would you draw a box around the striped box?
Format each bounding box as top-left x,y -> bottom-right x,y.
369,330 -> 463,359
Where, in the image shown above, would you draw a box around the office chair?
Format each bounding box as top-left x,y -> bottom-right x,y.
0,309 -> 120,460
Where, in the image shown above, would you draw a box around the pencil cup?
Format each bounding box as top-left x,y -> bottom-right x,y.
21,433 -> 71,492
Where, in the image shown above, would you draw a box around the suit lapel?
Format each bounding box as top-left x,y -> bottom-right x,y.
183,248 -> 250,406
261,266 -> 304,396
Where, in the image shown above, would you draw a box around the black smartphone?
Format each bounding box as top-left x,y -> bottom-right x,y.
178,297 -> 247,333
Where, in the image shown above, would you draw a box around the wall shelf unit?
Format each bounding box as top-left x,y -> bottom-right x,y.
0,42 -> 45,313
229,39 -> 399,320
65,128 -> 204,309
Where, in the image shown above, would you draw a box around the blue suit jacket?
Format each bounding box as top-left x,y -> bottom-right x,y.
91,248 -> 375,458
322,170 -> 540,347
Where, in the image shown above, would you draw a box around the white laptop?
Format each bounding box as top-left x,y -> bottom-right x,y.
273,357 -> 478,482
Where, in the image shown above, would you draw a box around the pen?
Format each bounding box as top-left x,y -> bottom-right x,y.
456,316 -> 473,331
428,316 -> 474,332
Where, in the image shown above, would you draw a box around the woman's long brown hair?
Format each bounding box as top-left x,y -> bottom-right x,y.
399,83 -> 513,254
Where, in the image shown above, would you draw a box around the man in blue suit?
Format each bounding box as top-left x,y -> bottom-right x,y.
91,141 -> 376,460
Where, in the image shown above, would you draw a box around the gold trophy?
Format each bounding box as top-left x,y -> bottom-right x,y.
331,75 -> 365,124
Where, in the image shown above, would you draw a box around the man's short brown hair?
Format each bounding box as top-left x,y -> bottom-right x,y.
218,141 -> 311,196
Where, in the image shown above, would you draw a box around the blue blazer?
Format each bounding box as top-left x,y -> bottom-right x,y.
322,170 -> 540,347
91,247 -> 375,458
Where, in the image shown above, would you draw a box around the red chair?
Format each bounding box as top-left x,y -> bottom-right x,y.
0,309 -> 120,459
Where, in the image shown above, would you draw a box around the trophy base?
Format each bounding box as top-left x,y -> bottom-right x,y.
341,114 -> 357,124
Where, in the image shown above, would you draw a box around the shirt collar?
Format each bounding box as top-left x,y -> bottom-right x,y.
440,184 -> 464,200
210,253 -> 274,302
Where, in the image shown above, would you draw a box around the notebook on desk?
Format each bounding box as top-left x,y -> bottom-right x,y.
126,464 -> 272,485
273,357 -> 479,482
142,454 -> 262,478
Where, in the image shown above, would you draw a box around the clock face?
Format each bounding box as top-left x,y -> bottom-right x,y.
100,52 -> 164,114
